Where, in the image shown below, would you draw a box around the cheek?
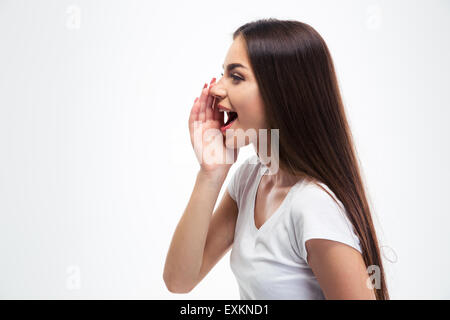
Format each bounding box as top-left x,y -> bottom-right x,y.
238,96 -> 266,129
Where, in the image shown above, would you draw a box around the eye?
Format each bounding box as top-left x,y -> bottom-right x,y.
231,74 -> 243,82
221,72 -> 243,83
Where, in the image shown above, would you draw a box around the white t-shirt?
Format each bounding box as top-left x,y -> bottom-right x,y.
228,155 -> 362,300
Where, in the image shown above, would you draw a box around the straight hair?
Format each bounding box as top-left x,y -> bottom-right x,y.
233,18 -> 389,300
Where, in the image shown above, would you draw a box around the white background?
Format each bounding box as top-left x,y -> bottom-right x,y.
0,0 -> 449,299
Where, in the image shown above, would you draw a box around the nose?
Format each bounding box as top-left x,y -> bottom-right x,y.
210,79 -> 226,101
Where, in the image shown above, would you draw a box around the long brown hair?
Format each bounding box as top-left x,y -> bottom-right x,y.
233,18 -> 389,300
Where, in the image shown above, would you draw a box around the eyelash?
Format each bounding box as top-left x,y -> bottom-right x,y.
221,72 -> 243,83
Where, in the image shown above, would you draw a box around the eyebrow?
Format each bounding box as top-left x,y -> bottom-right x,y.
222,63 -> 247,72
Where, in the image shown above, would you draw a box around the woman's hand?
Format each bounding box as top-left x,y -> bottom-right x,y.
189,78 -> 239,177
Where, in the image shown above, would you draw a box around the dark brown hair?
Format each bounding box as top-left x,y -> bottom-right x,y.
233,18 -> 389,300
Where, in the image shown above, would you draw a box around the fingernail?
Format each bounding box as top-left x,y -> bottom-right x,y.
203,83 -> 207,89
210,77 -> 216,84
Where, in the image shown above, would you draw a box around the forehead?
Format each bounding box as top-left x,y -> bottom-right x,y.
223,36 -> 250,70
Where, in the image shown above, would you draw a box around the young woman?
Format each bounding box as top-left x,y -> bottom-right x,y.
163,18 -> 389,300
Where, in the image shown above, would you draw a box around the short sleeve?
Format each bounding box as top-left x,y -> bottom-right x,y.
226,155 -> 257,203
291,183 -> 363,263
227,169 -> 239,202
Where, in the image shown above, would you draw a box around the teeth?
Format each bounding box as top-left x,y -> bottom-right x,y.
224,111 -> 229,123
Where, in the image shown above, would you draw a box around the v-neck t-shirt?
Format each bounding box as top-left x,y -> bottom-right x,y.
227,155 -> 362,300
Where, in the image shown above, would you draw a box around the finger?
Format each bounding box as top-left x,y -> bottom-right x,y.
199,83 -> 208,122
209,77 -> 217,105
188,97 -> 199,131
210,88 -> 223,124
211,96 -> 218,121
213,95 -> 221,122
205,89 -> 214,121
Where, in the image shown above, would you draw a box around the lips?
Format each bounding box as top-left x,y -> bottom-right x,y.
216,104 -> 238,132
220,111 -> 238,132
217,104 -> 232,112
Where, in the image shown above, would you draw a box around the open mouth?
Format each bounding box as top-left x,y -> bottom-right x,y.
220,110 -> 238,132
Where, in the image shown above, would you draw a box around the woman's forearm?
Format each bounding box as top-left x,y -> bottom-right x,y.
163,169 -> 228,293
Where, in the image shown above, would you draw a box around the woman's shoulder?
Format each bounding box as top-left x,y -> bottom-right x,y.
234,154 -> 262,175
289,179 -> 362,259
227,154 -> 262,203
245,154 -> 261,166
291,179 -> 346,217
228,154 -> 261,187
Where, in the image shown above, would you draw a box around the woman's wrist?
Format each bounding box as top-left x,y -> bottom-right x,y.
197,167 -> 230,185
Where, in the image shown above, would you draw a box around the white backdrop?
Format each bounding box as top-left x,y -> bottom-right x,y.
0,0 -> 449,299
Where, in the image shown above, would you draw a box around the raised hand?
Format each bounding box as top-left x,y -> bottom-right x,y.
188,78 -> 238,177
